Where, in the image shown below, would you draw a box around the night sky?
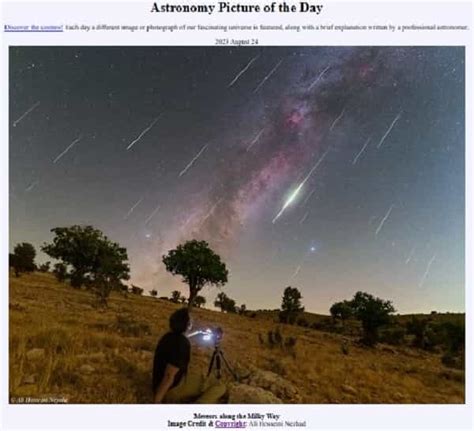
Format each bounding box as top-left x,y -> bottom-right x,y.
9,47 -> 465,314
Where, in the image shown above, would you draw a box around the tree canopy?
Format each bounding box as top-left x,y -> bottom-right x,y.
214,292 -> 236,313
349,291 -> 395,346
330,300 -> 353,323
194,295 -> 206,308
42,225 -> 130,305
162,239 -> 228,308
279,286 -> 304,324
10,242 -> 36,277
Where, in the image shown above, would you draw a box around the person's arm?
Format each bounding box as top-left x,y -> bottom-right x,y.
154,363 -> 179,404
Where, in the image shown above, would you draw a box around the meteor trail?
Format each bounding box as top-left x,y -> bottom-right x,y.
303,188 -> 316,205
352,137 -> 371,165
52,136 -> 81,164
201,197 -> 223,224
228,54 -> 259,88
299,211 -> 309,225
124,197 -> 143,219
290,265 -> 302,279
25,180 -> 39,192
377,111 -> 402,148
308,66 -> 330,91
419,253 -> 436,287
126,115 -> 161,150
272,146 -> 331,224
375,204 -> 394,236
246,128 -> 265,151
13,101 -> 40,127
329,107 -> 346,131
144,204 -> 161,225
405,246 -> 416,264
179,143 -> 209,177
253,59 -> 283,93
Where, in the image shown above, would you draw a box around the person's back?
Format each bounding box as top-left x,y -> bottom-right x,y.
152,330 -> 190,394
152,308 -> 191,403
152,307 -> 227,404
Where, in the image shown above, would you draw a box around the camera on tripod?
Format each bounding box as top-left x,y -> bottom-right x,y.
188,326 -> 237,381
209,326 -> 223,345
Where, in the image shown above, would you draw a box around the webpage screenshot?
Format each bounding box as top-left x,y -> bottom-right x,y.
1,1 -> 472,430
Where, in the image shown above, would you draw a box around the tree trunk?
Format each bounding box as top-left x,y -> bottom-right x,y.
187,292 -> 195,310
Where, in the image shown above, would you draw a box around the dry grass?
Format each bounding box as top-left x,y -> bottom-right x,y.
9,272 -> 464,404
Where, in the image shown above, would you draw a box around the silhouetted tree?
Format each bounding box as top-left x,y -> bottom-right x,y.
42,226 -> 130,294
38,261 -> 51,273
239,304 -> 247,315
406,317 -> 430,348
131,285 -> 144,296
349,291 -> 395,346
150,289 -> 158,297
171,290 -> 182,303
279,286 -> 304,324
330,300 -> 353,325
10,243 -> 36,277
53,262 -> 68,282
214,292 -> 236,313
162,239 -> 228,309
194,295 -> 206,308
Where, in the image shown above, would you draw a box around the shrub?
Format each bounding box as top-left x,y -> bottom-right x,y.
10,243 -> 36,277
130,285 -> 144,296
379,326 -> 406,346
39,261 -> 51,273
53,262 -> 68,282
349,291 -> 395,346
264,327 -> 296,357
296,317 -> 309,328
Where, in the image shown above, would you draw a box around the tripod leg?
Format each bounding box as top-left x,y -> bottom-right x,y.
207,351 -> 216,377
216,354 -> 222,379
220,351 -> 239,381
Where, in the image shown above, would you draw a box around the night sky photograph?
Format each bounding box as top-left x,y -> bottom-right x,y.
9,46 -> 465,314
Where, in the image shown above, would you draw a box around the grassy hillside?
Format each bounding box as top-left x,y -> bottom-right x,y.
9,272 -> 464,403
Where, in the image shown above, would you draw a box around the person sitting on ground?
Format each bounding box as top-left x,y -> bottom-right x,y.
152,307 -> 227,403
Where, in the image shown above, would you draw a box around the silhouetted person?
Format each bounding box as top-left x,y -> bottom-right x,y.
152,308 -> 227,404
153,308 -> 191,403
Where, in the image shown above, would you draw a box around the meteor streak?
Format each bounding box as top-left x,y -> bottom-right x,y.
201,197 -> 223,224
419,253 -> 436,287
253,59 -> 283,93
13,101 -> 40,127
126,115 -> 161,150
246,128 -> 265,151
290,265 -> 302,279
272,147 -> 331,224
329,107 -> 346,131
25,180 -> 39,192
352,137 -> 371,165
124,197 -> 143,219
52,136 -> 81,164
405,245 -> 416,264
228,54 -> 259,88
303,188 -> 316,205
299,211 -> 309,225
375,204 -> 394,236
179,143 -> 209,177
377,111 -> 402,148
308,65 -> 330,91
144,204 -> 161,225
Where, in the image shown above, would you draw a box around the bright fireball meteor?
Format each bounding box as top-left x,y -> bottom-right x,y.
272,146 -> 331,224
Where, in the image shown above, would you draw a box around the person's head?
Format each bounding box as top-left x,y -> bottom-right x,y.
169,308 -> 191,334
